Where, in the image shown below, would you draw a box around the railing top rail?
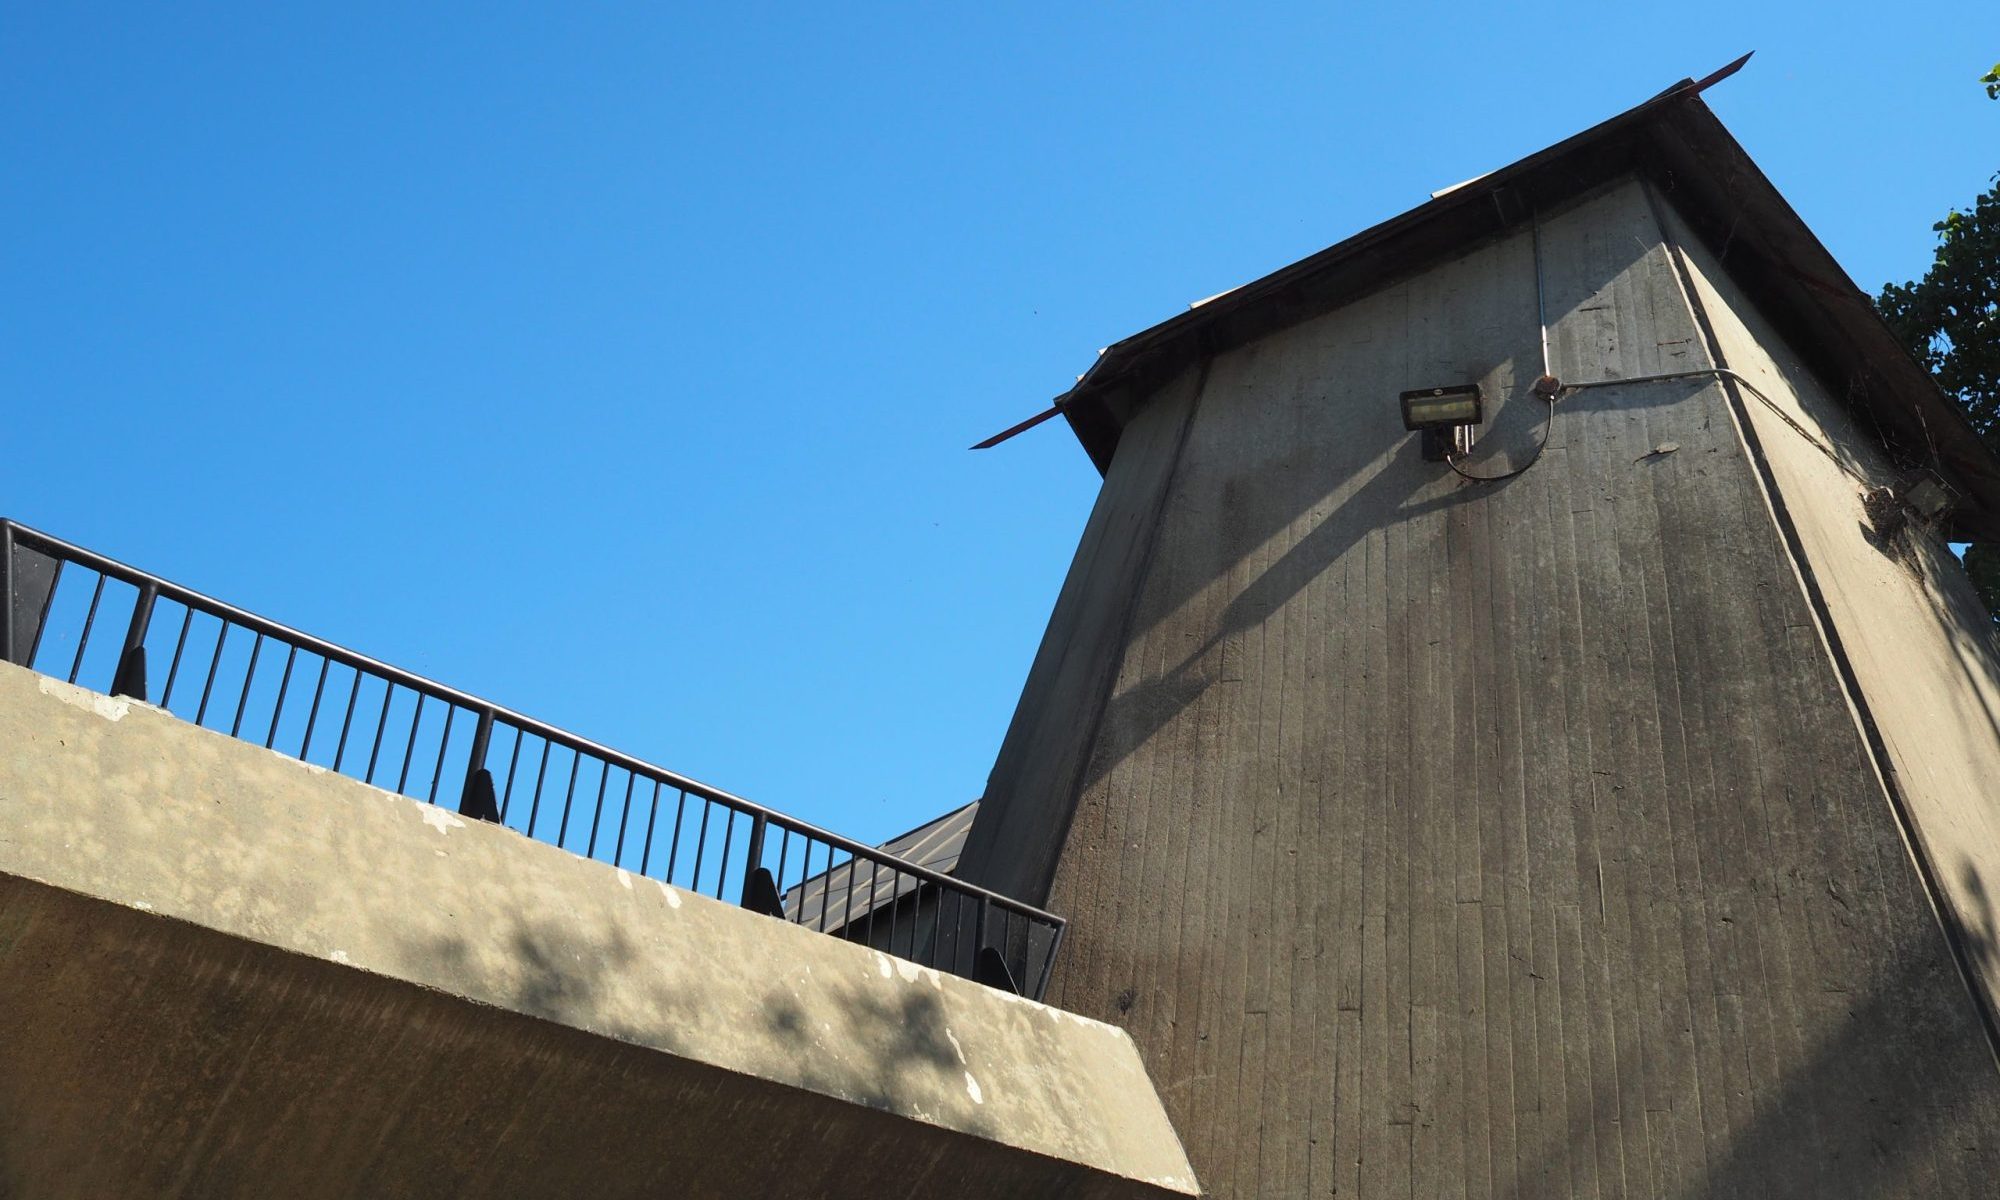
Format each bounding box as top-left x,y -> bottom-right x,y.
1,516 -> 1056,922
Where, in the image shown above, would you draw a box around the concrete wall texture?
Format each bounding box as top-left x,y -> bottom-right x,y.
959,176 -> 2000,1197
0,662 -> 1197,1199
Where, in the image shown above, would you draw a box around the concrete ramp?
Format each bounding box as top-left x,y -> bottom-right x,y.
0,663 -> 1197,1199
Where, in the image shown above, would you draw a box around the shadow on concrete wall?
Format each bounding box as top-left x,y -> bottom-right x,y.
405,912 -> 695,1057
400,903 -> 1001,1142
758,979 -> 1000,1141
1074,372 -> 1713,802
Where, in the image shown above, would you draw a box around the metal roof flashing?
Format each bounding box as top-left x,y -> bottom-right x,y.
1045,59 -> 2000,541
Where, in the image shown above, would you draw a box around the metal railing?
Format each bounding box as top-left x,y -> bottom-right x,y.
1,518 -> 1063,1000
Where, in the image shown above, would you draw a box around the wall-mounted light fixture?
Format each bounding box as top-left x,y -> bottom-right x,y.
1895,469 -> 1957,523
1400,384 -> 1484,461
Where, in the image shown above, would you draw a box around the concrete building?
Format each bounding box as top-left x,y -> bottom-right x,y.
8,59 -> 2000,1200
957,61 -> 2000,1197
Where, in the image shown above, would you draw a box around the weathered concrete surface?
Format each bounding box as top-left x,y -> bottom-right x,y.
960,176 -> 2000,1197
1664,197 -> 2000,1020
0,662 -> 1197,1200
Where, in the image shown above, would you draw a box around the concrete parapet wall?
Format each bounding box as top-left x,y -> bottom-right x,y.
0,662 -> 1196,1199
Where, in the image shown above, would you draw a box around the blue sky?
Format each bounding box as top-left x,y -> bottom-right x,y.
5,4 -> 1996,848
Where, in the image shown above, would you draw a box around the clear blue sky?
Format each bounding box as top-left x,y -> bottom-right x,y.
5,5 -> 1995,847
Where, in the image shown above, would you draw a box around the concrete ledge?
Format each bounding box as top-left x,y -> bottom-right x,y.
0,663 -> 1197,1199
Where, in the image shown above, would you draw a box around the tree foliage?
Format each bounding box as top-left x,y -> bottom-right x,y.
1875,63 -> 2000,620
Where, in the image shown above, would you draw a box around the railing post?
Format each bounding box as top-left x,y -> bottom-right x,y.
741,813 -> 768,904
0,521 -> 14,667
738,815 -> 787,917
457,710 -> 501,823
111,581 -> 157,701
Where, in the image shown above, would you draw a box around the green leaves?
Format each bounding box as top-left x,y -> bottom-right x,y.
1968,544 -> 2000,618
1874,59 -> 2000,620
1876,180 -> 2000,459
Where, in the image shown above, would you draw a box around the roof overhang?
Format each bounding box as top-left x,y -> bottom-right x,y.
1046,59 -> 2000,541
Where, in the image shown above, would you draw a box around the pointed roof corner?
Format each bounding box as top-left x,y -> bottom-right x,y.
1049,55 -> 2000,541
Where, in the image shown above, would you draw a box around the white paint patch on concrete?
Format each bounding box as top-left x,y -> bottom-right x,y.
418,806 -> 466,835
331,950 -> 352,964
39,675 -> 129,721
944,1026 -> 966,1065
656,880 -> 682,909
133,900 -> 154,911
964,1072 -> 983,1104
617,869 -> 633,891
875,953 -> 894,979
892,959 -> 943,988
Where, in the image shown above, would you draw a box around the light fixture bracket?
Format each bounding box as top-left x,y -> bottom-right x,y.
1894,469 -> 1957,523
1400,384 -> 1484,462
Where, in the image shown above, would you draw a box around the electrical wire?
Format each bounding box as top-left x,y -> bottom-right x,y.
1444,390 -> 1559,483
1563,368 -> 1869,486
1441,206 -> 1875,489
1444,207 -> 1560,484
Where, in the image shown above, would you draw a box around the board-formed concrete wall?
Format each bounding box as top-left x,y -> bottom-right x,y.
960,176 -> 2000,1197
1665,199 -> 2000,1023
0,662 -> 1197,1200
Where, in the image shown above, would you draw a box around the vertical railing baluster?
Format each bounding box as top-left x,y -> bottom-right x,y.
715,809 -> 736,900
690,800 -> 713,893
229,632 -> 264,737
394,693 -> 426,794
664,788 -> 689,885
554,747 -> 582,848
264,645 -> 298,747
333,668 -> 363,772
425,705 -> 457,803
67,574 -> 107,685
978,895 -> 993,967
364,682 -> 394,784
841,848 -> 859,942
613,772 -> 637,867
585,760 -> 611,859
25,557 -> 61,669
160,607 -> 193,707
639,779 -> 663,876
774,828 -> 791,904
1043,921 -> 1066,1001
525,738 -> 553,837
195,625 -> 229,727
886,868 -> 900,958
498,724 -> 525,823
817,841 -> 836,932
299,656 -> 330,759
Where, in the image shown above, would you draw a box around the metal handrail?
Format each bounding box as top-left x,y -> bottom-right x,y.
1,517 -> 1064,999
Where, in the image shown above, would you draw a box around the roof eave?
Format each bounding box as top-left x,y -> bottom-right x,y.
1055,73 -> 2000,541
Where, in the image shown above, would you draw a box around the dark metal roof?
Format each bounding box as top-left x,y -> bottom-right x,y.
784,800 -> 978,930
1047,56 -> 2000,542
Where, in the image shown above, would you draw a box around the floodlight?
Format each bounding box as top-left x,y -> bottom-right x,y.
1400,384 -> 1484,461
1895,470 -> 1956,523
